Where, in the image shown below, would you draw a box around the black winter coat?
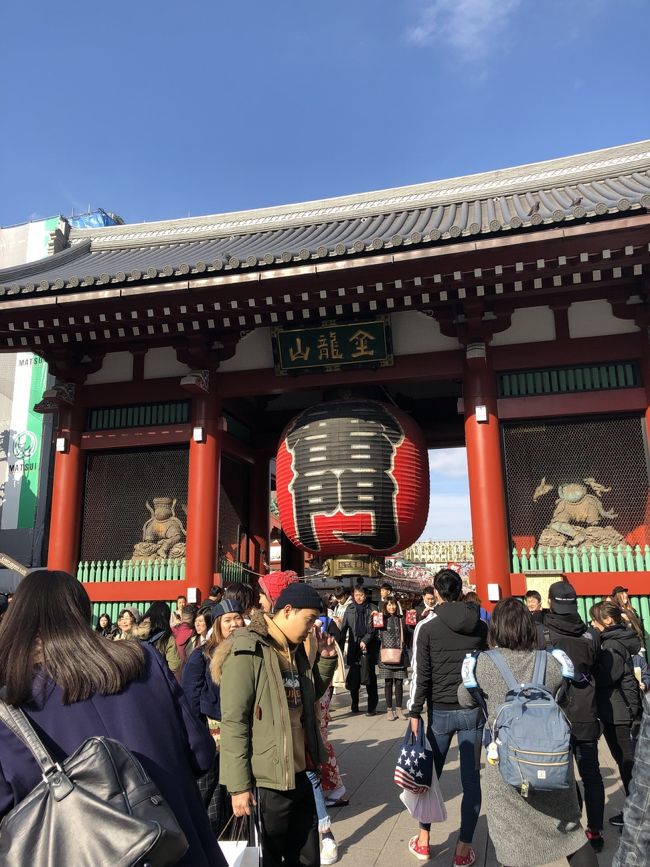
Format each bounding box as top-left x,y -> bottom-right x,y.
538,611 -> 600,741
593,624 -> 642,724
410,601 -> 487,712
339,602 -> 379,665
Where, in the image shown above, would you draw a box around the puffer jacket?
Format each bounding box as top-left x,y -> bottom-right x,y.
213,610 -> 337,794
594,624 -> 642,724
410,601 -> 487,713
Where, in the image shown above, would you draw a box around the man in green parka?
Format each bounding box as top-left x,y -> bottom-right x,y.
214,582 -> 337,867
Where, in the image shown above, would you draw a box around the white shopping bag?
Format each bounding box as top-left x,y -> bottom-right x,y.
218,813 -> 262,867
399,775 -> 447,824
218,840 -> 261,867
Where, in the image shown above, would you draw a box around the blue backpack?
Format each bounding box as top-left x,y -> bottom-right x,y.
476,650 -> 572,797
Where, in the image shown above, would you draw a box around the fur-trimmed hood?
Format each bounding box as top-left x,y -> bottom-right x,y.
132,621 -> 152,641
210,609 -> 270,685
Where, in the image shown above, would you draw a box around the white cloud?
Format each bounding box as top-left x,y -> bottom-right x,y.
420,493 -> 472,540
428,447 -> 468,478
407,0 -> 522,60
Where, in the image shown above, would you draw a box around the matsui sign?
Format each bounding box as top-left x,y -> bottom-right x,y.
276,400 -> 429,556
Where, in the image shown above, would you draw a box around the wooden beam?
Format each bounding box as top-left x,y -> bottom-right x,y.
497,388 -> 647,420
491,333 -> 643,370
80,426 -> 191,449
216,349 -> 464,397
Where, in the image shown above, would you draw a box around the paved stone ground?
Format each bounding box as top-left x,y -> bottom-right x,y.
325,689 -> 626,867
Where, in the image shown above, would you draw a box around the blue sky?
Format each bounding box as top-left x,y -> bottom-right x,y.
2,0 -> 649,541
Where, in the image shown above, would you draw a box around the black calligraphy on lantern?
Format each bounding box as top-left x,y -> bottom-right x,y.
284,402 -> 405,550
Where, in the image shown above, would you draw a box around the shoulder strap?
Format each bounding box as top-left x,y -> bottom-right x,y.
543,627 -> 552,649
485,649 -> 518,691
532,650 -> 547,685
0,692 -> 59,776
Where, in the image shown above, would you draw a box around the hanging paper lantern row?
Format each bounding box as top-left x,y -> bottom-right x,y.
276,400 -> 429,556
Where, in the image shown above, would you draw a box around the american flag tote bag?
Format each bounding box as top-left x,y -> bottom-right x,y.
393,719 -> 434,794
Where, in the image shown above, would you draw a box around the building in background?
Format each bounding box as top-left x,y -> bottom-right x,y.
0,211 -> 122,590
0,142 -> 648,634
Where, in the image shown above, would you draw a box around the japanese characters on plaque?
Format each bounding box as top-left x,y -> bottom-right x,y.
272,317 -> 393,375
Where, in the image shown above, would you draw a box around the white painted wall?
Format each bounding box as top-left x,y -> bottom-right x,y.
85,351 -> 133,384
391,311 -> 461,355
219,328 -> 275,372
491,306 -> 555,346
568,299 -> 639,339
143,347 -> 190,379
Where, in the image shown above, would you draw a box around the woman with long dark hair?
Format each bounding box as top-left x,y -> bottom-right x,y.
188,608 -> 212,652
376,595 -> 408,720
590,600 -> 642,825
182,599 -> 244,836
94,612 -> 112,637
0,570 -> 223,866
458,597 -> 597,867
134,600 -> 182,677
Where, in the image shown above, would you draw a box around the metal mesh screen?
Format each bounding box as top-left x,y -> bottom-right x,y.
80,445 -> 189,562
503,415 -> 650,549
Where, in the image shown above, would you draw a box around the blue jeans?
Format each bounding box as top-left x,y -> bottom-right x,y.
306,770 -> 331,833
419,707 -> 483,844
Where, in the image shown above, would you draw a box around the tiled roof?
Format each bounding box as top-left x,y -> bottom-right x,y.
1,140 -> 649,296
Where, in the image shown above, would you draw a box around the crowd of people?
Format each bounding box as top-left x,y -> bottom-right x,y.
0,569 -> 647,867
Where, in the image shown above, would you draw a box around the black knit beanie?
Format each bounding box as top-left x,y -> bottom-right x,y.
275,582 -> 324,612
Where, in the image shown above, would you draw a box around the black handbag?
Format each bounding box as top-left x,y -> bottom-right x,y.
359,652 -> 371,686
0,696 -> 189,867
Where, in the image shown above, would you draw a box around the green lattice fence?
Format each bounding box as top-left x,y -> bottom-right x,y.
91,600 -> 174,628
512,545 -> 650,574
219,558 -> 247,584
77,559 -> 186,582
498,362 -> 640,397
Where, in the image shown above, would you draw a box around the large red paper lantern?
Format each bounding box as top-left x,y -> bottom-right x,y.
276,400 -> 429,556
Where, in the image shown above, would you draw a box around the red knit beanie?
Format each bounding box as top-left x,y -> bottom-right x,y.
258,571 -> 299,605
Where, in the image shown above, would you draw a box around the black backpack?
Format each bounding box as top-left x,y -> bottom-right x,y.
0,696 -> 188,866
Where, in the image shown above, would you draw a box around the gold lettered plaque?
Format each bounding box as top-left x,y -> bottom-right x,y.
525,571 -> 565,606
272,317 -> 393,375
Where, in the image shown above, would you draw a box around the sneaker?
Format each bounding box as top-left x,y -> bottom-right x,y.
321,835 -> 338,865
586,829 -> 604,852
609,812 -> 624,827
408,835 -> 430,861
453,847 -> 476,866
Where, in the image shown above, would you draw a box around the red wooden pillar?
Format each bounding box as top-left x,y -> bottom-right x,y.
463,343 -> 511,606
185,388 -> 222,602
640,328 -> 650,543
48,403 -> 84,574
248,452 -> 270,575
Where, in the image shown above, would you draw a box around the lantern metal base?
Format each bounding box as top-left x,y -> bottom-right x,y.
323,554 -> 382,579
